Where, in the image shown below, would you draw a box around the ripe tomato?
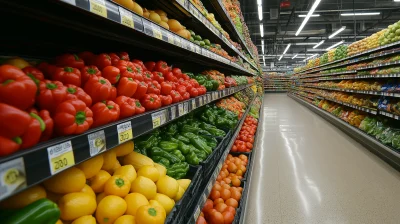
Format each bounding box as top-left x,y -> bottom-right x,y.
213,198 -> 224,206
209,211 -> 224,224
196,216 -> 207,224
203,199 -> 214,213
220,189 -> 231,201
210,190 -> 220,200
230,188 -> 241,201
231,177 -> 241,187
215,203 -> 228,213
225,198 -> 238,208
155,61 -> 170,75
222,211 -> 235,224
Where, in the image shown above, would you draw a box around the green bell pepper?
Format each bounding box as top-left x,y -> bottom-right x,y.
166,162 -> 189,179
185,151 -> 200,165
175,135 -> 191,144
204,80 -> 214,91
199,135 -> 218,149
152,156 -> 170,167
200,123 -> 226,137
210,80 -> 219,90
172,150 -> 185,161
158,141 -> 178,152
149,147 -> 181,164
178,141 -> 190,155
183,132 -> 212,155
136,134 -> 158,150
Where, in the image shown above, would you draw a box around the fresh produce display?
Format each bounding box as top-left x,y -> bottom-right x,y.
230,116 -> 258,152
264,73 -> 290,92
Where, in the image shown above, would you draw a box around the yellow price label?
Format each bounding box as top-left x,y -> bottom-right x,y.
178,104 -> 184,116
152,116 -> 161,128
89,0 -> 107,18
167,33 -> 174,44
121,15 -> 134,28
117,122 -> 133,144
47,141 -> 75,175
152,25 -> 162,40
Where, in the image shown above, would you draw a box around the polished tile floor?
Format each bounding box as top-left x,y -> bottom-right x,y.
244,94 -> 400,224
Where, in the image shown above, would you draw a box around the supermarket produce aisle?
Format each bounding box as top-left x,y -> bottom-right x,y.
244,94 -> 400,223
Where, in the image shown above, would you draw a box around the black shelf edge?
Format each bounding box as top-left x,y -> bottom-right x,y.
298,85 -> 400,98
318,73 -> 400,81
0,84 -> 253,202
289,93 -> 400,171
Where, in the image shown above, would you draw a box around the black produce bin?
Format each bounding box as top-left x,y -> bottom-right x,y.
232,180 -> 247,224
165,165 -> 203,224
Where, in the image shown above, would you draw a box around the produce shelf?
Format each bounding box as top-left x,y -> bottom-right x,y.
289,93 -> 400,171
182,96 -> 256,224
299,85 -> 400,98
0,83 -> 252,202
0,0 -> 256,76
319,73 -> 400,81
264,89 -> 288,93
299,70 -> 357,79
317,97 -> 378,115
379,111 -> 400,120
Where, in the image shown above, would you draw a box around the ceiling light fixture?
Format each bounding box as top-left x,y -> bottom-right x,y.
303,54 -> 318,61
298,14 -> 320,17
295,0 -> 322,36
260,24 -> 264,37
326,40 -> 345,51
295,43 -> 319,45
292,54 -> 298,59
262,45 -> 265,54
283,43 -> 291,55
278,55 -> 283,61
313,40 -> 325,49
329,26 -> 346,39
257,0 -> 262,5
258,6 -> 263,21
341,12 -> 380,16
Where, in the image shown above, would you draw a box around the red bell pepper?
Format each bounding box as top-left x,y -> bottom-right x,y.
37,62 -> 57,79
22,66 -> 45,82
176,85 -> 187,96
108,86 -> 117,101
109,53 -> 120,66
65,84 -> 93,107
78,51 -> 95,64
52,66 -> 81,87
155,61 -> 170,75
117,77 -> 138,97
132,59 -> 146,72
189,79 -> 200,88
160,81 -> 172,95
182,73 -> 190,80
0,136 -> 20,156
189,88 -> 199,97
53,99 -> 93,135
132,81 -> 148,99
172,67 -> 182,79
115,96 -> 136,119
0,65 -> 37,110
164,72 -> 176,82
115,60 -> 133,74
29,108 -> 54,142
36,80 -> 67,114
147,81 -> 161,95
143,71 -> 154,82
91,100 -> 120,128
55,54 -> 85,69
118,52 -> 130,61
144,61 -> 156,72
170,90 -> 182,103
93,53 -> 112,70
161,95 -> 172,106
152,71 -> 164,83
198,86 -> 206,95
80,65 -> 101,85
182,92 -> 190,100
83,77 -> 113,103
134,100 -> 145,114
140,94 -> 161,111
102,66 -> 120,84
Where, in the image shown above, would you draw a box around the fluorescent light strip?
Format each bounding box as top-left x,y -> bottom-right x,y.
295,43 -> 319,45
303,54 -> 318,61
260,24 -> 264,37
298,14 -> 320,17
257,0 -> 262,5
262,45 -> 264,54
295,0 -> 322,36
313,40 -> 325,49
329,26 -> 346,39
341,12 -> 380,16
292,54 -> 298,59
258,6 -> 263,21
326,40 -> 344,51
278,55 -> 283,61
283,43 -> 291,55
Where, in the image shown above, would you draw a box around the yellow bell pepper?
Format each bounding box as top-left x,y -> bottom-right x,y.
135,205 -> 165,224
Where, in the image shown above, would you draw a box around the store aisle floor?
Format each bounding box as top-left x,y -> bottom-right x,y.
244,94 -> 400,224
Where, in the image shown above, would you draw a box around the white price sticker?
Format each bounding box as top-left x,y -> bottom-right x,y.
199,97 -> 203,106
183,102 -> 188,114
47,141 -> 75,175
151,24 -> 162,40
88,130 -> 106,156
194,206 -> 201,219
178,104 -> 184,116
192,99 -> 196,110
61,0 -> 76,5
117,122 -> 133,144
170,107 -> 176,120
0,158 -> 26,200
167,33 -> 174,44
207,182 -> 212,192
175,36 -> 181,47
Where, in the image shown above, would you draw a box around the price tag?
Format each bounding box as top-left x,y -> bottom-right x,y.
152,24 -> 162,40
151,110 -> 167,129
199,97 -> 203,106
178,104 -> 184,116
89,0 -> 107,18
217,162 -> 222,171
176,0 -> 185,6
196,46 -> 201,54
88,130 -> 106,156
47,141 -> 75,175
119,7 -> 134,29
117,122 -> 133,144
202,193 -> 207,203
194,206 -> 201,219
207,182 -> 212,192
189,43 -> 195,52
167,33 -> 174,44
191,99 -> 196,110
0,158 -> 27,200
170,106 -> 176,120
183,102 -> 188,114
61,0 -> 76,5
175,36 -> 181,47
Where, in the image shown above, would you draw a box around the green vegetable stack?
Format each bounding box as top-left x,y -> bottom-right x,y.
194,74 -> 219,91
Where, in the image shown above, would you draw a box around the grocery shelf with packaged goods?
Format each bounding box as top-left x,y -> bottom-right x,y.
263,72 -> 291,93
290,19 -> 400,171
0,0 -> 264,223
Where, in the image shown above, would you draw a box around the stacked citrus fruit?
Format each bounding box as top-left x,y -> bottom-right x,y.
0,141 -> 191,224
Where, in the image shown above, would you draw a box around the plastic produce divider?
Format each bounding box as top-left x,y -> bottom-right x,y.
184,96 -> 256,224
0,84 -> 251,202
288,93 -> 400,171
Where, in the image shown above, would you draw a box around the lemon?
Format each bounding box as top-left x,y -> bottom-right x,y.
44,167 -> 86,194
177,179 -> 191,191
77,154 -> 103,179
130,176 -> 157,200
173,186 -> 185,202
124,193 -> 149,216
101,150 -> 117,171
81,184 -> 96,198
96,195 -> 127,224
112,141 -> 134,157
153,163 -> 166,179
156,176 -> 179,199
137,165 -> 160,182
149,200 -> 166,218
114,165 -> 137,183
96,192 -> 106,204
58,192 -> 97,221
0,185 -> 46,209
114,215 -> 136,224
88,170 -> 111,193
71,215 -> 96,224
153,193 -> 175,215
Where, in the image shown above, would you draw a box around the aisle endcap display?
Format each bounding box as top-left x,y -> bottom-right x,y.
57,0 -> 257,76
0,84 -> 251,202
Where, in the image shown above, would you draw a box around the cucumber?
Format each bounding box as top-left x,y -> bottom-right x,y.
3,199 -> 60,224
